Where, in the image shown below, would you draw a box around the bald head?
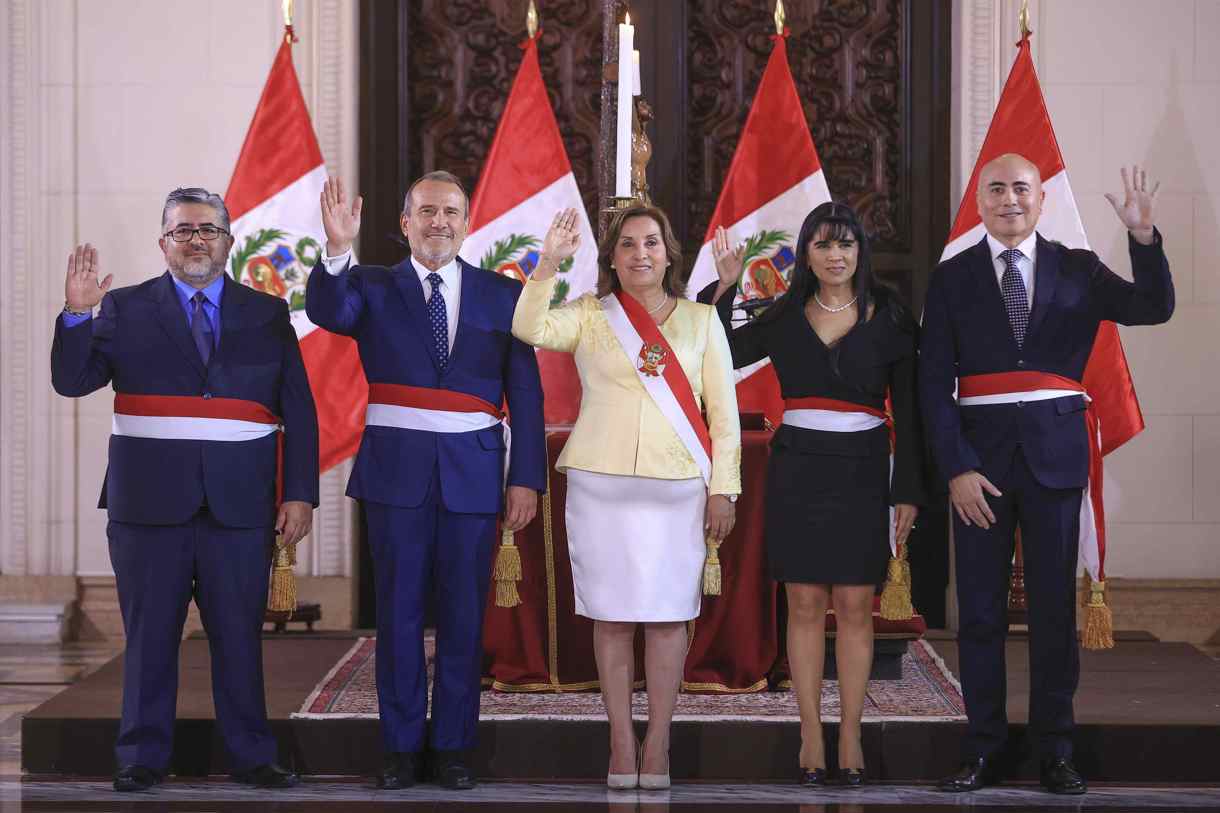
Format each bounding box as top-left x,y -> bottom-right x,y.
977,153 -> 1045,247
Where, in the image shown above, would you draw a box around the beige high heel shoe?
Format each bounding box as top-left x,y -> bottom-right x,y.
606,740 -> 640,789
638,743 -> 670,790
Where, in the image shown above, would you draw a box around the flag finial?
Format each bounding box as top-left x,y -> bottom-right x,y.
1018,0 -> 1033,39
774,0 -> 786,36
282,0 -> 296,44
527,0 -> 538,39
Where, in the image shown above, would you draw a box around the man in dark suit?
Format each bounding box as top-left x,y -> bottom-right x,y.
51,187 -> 319,792
306,172 -> 546,790
920,156 -> 1173,795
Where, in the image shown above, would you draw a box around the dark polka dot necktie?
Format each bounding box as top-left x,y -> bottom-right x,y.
999,248 -> 1029,348
426,272 -> 449,368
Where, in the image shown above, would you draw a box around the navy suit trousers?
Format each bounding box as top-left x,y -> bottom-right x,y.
953,447 -> 1082,762
364,472 -> 497,754
108,511 -> 276,773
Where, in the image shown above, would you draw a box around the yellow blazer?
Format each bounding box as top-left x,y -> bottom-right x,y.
512,276 -> 741,496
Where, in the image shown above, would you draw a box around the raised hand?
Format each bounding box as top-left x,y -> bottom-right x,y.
320,176 -> 363,256
711,226 -> 745,304
536,208 -> 581,280
1104,164 -> 1159,244
64,243 -> 113,312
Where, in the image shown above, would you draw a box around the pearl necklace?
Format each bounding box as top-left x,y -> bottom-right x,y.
646,295 -> 671,315
814,291 -> 857,313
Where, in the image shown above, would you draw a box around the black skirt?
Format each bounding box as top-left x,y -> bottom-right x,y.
764,424 -> 891,586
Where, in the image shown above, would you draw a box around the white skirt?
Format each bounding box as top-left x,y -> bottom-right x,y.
564,469 -> 707,622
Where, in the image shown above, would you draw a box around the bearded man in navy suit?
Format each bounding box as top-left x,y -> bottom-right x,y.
921,157 -> 1173,795
51,187 -> 318,792
306,172 -> 546,790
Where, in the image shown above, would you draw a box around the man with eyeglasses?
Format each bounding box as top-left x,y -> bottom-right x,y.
51,187 -> 319,792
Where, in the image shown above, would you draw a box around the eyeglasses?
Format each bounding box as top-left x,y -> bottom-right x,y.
164,225 -> 229,243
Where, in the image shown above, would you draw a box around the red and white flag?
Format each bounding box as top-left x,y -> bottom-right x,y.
686,32 -> 831,426
943,34 -> 1144,607
225,34 -> 367,472
462,33 -> 596,424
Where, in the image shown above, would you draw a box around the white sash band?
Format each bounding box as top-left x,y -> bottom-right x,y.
111,414 -> 279,443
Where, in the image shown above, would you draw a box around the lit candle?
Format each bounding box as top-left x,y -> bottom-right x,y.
615,12 -> 634,198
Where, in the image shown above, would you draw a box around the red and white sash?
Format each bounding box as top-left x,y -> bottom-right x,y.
113,393 -> 284,502
601,291 -> 712,485
783,396 -> 899,554
365,383 -> 503,433
957,371 -> 1106,582
113,393 -> 280,441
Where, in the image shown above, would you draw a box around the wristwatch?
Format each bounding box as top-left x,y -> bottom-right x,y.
726,493 -> 739,503
62,302 -> 91,317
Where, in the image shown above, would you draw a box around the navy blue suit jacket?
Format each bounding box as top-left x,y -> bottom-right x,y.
919,231 -> 1174,489
51,272 -> 320,528
305,255 -> 546,513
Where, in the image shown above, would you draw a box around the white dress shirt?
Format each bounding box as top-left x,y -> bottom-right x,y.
984,231 -> 1037,308
323,248 -> 461,349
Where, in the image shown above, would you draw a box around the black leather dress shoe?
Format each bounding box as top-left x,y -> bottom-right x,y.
799,767 -> 827,786
1041,757 -> 1087,795
433,750 -> 477,790
378,752 -> 418,789
937,758 -> 1001,792
113,765 -> 161,792
231,763 -> 299,789
839,767 -> 866,787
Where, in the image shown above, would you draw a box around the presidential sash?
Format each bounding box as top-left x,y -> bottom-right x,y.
600,291 -> 712,486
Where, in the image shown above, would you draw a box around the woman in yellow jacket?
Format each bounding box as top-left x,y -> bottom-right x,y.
512,205 -> 742,789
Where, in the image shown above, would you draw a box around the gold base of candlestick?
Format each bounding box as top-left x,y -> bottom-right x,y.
602,195 -> 638,214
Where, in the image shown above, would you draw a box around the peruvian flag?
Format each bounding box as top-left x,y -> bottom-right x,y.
462,32 -> 596,425
225,34 -> 367,472
943,34 -> 1144,593
686,33 -> 830,426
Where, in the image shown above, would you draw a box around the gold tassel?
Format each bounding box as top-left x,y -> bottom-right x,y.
1082,576 -> 1115,650
879,543 -> 914,620
493,527 -> 523,608
702,536 -> 723,596
267,542 -> 297,613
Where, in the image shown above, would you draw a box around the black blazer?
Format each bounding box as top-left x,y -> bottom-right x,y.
698,281 -> 926,507
51,272 -> 320,528
918,231 -> 1174,489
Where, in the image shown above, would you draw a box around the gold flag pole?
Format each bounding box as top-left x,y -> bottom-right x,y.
268,0 -> 300,615
774,0 -> 785,35
1018,0 -> 1032,39
526,0 -> 539,40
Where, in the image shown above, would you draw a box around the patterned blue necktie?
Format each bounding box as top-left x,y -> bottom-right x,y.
999,248 -> 1029,348
190,291 -> 214,366
426,272 -> 449,368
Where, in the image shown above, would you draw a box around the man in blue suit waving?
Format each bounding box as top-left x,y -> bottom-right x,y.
307,172 -> 546,790
921,157 -> 1173,795
51,187 -> 318,792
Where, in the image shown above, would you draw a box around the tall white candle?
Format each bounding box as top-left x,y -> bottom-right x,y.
615,13 -> 634,198
632,50 -> 641,95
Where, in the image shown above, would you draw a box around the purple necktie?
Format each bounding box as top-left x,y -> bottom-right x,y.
191,291 -> 214,366
426,272 -> 449,368
999,248 -> 1029,348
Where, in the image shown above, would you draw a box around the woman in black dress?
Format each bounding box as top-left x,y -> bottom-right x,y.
700,202 -> 925,785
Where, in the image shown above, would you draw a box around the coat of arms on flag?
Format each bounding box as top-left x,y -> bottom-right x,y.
230,229 -> 322,312
479,233 -> 574,306
738,229 -> 795,301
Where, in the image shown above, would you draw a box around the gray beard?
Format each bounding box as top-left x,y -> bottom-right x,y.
170,256 -> 224,286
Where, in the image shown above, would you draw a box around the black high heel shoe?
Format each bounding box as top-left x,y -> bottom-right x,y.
839,767 -> 866,787
799,767 -> 828,787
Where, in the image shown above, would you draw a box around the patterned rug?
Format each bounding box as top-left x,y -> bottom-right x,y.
294,638 -> 965,722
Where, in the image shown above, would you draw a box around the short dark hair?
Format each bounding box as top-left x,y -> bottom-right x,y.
403,171 -> 469,218
596,205 -> 686,298
162,187 -> 230,231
